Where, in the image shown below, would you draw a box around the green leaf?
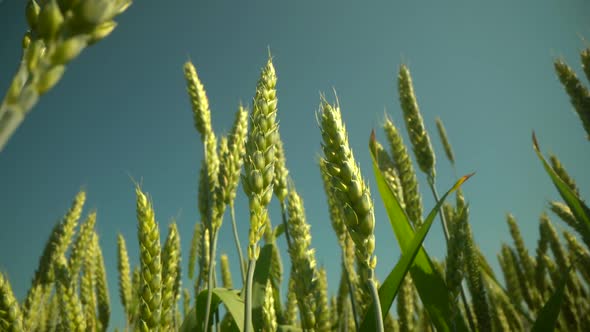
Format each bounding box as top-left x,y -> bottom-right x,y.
360,161 -> 472,331
274,223 -> 285,238
179,288 -> 251,332
531,267 -> 571,332
251,244 -> 274,332
532,132 -> 590,246
366,131 -> 470,332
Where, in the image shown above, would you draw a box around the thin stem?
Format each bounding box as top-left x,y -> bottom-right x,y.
203,228 -> 219,332
427,176 -> 477,332
367,269 -> 384,332
230,203 -> 246,283
244,258 -> 256,332
342,249 -> 359,331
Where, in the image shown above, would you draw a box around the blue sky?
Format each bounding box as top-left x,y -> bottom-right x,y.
1,0 -> 589,329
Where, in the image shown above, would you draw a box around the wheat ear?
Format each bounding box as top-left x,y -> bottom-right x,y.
161,222 -> 181,330
0,272 -> 23,332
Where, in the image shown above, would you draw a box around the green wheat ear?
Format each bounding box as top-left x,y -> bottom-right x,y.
135,186 -> 162,331
0,272 -> 23,332
397,64 -> 436,178
315,267 -> 331,331
117,234 -> 132,323
554,58 -> 590,140
220,254 -> 233,288
548,154 -> 580,196
435,117 -> 455,165
95,234 -> 110,332
161,222 -> 181,330
262,280 -> 278,331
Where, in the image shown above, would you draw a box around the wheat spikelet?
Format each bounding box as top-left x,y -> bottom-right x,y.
55,257 -> 86,332
184,61 -> 213,139
534,218 -> 549,293
446,205 -> 466,306
319,159 -> 348,246
135,186 -> 162,331
564,232 -> 590,283
81,231 -> 97,330
188,222 -> 201,280
384,313 -> 398,332
286,188 -> 317,330
549,201 -> 582,234
369,136 -> 405,209
182,288 -> 190,319
315,267 -> 330,331
549,154 -> 580,196
161,222 -> 180,330
383,117 -> 423,226
273,137 -> 289,203
68,211 -> 97,283
219,254 -> 233,289
319,98 -> 376,270
199,227 -> 211,290
540,214 -> 569,270
117,233 -> 132,322
435,117 -> 455,165
94,234 -> 110,331
242,56 -> 278,260
0,272 -> 23,332
397,64 -> 436,177
45,292 -> 59,332
554,59 -> 590,139
262,280 -> 277,332
397,276 -> 415,332
284,271 -> 299,326
506,214 -> 535,285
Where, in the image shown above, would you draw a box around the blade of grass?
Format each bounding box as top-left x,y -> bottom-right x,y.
181,288 -> 251,332
530,267 -> 571,332
359,167 -> 473,331
368,131 -> 470,332
532,132 -> 590,242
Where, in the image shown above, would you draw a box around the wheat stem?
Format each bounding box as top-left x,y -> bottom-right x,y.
367,269 -> 384,332
244,258 -> 256,332
229,202 -> 246,283
203,228 -> 218,331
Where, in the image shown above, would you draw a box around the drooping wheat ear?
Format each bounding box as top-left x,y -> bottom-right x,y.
117,233 -> 132,322
68,211 -> 97,284
161,222 -> 181,330
286,188 -> 318,330
446,206 -> 466,305
135,186 -> 162,331
319,159 -> 348,246
435,117 -> 455,165
383,116 -> 423,226
188,222 -> 201,280
315,267 -> 330,331
369,135 -> 405,209
262,280 -> 277,332
534,218 -> 549,292
554,59 -> 590,139
273,137 -> 289,204
463,206 -> 491,332
81,231 -> 98,330
284,271 -> 299,326
506,214 -> 535,285
95,234 -> 110,331
219,254 -> 233,288
55,257 -> 86,332
222,105 -> 249,205
581,48 -> 590,82
0,272 -> 23,332
564,232 -> 590,284
242,56 -> 278,260
397,64 -> 436,177
548,154 -> 580,196
397,276 -> 415,332
319,98 -> 376,270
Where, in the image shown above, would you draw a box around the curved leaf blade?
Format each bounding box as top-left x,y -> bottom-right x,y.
531,267 -> 571,332
180,288 -> 251,332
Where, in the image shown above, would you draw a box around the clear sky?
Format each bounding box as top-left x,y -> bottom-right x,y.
1,0 -> 589,329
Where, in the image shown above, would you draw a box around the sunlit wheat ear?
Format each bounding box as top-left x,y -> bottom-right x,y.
319,98 -> 376,270
95,234 -> 110,331
286,188 -> 317,330
0,272 -> 23,332
273,137 -> 289,203
315,267 -> 330,331
161,222 -> 180,330
55,257 -> 86,332
369,136 -> 405,209
68,211 -> 97,284
117,234 -> 132,322
540,214 -> 569,271
219,254 -> 233,288
45,292 -> 59,332
506,214 -> 535,285
397,64 -> 436,177
184,61 -> 213,139
224,105 -> 249,205
81,231 -> 97,330
135,186 -> 162,331
548,154 -> 580,196
435,117 -> 455,165
462,210 -> 491,332
319,159 -> 347,246
262,280 -> 277,331
242,56 -> 278,260
397,276 -> 415,332
383,116 -> 423,226
554,59 -> 590,140
188,223 -> 201,281
284,271 -> 299,326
